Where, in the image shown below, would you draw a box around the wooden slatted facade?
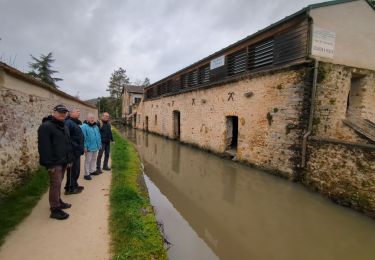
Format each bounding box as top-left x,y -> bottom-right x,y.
145,14 -> 310,100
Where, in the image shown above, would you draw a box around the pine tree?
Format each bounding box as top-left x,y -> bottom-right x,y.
107,67 -> 129,99
28,52 -> 62,88
143,77 -> 150,87
107,67 -> 130,118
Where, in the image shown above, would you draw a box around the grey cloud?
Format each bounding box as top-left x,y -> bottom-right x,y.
0,0 -> 321,99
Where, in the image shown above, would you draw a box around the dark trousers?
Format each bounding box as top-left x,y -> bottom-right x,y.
97,142 -> 110,169
65,156 -> 81,191
48,165 -> 66,209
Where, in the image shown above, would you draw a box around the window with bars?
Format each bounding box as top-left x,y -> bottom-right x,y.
158,85 -> 165,96
227,48 -> 247,76
248,38 -> 274,70
188,69 -> 199,87
166,80 -> 172,93
180,74 -> 188,88
198,64 -> 210,84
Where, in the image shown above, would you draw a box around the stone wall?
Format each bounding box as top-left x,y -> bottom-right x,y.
135,65 -> 311,178
0,64 -> 97,196
305,141 -> 375,216
311,63 -> 375,142
132,61 -> 375,215
304,63 -> 375,216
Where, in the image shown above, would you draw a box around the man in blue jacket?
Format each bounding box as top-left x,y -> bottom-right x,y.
64,108 -> 84,194
81,113 -> 101,180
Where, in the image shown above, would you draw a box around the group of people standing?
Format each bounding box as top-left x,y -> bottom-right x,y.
38,104 -> 113,220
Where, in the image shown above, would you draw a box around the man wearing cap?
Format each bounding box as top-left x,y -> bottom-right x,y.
38,104 -> 73,220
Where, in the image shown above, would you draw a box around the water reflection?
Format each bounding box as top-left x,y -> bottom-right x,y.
121,128 -> 375,260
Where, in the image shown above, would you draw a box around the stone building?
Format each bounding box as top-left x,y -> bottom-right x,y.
132,0 -> 375,216
121,85 -> 144,123
0,62 -> 98,195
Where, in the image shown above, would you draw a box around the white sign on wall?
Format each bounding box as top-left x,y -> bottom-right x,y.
311,26 -> 336,59
210,55 -> 225,70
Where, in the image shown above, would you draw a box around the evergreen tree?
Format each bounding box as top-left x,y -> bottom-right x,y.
107,67 -> 129,118
143,77 -> 150,87
28,52 -> 62,88
107,67 -> 129,99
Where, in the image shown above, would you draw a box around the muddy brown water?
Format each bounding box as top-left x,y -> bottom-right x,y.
120,128 -> 375,260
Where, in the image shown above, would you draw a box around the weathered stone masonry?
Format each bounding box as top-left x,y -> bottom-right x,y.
134,62 -> 375,216
304,63 -> 375,216
136,64 -> 311,178
0,63 -> 98,196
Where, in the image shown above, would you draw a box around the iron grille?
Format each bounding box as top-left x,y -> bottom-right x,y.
248,39 -> 274,70
180,74 -> 188,88
227,48 -> 247,76
198,64 -> 210,84
188,69 -> 199,87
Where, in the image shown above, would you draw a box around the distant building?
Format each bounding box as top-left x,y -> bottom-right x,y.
121,85 -> 144,121
134,0 -> 375,216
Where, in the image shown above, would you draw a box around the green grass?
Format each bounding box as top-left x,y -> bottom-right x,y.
110,129 -> 167,260
0,167 -> 49,246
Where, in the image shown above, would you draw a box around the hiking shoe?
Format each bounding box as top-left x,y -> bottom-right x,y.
50,209 -> 69,220
59,201 -> 72,209
84,175 -> 92,180
103,166 -> 111,171
64,188 -> 82,195
90,170 -> 100,176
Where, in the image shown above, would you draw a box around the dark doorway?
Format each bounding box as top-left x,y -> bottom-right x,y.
145,116 -> 149,131
173,110 -> 181,140
347,74 -> 365,117
133,113 -> 137,128
226,116 -> 238,152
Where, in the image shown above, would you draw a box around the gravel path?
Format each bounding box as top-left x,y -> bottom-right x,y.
0,159 -> 111,260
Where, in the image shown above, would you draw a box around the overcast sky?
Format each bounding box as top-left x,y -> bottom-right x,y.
0,0 -> 322,100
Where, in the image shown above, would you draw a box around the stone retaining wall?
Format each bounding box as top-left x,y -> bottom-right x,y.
0,64 -> 97,195
304,141 -> 375,217
135,65 -> 311,178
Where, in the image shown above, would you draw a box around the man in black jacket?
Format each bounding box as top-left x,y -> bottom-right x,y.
96,112 -> 113,173
64,108 -> 84,195
38,104 -> 73,220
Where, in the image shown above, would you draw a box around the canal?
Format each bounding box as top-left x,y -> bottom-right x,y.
119,128 -> 375,260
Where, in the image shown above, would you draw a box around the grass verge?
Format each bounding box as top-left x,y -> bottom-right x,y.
0,167 -> 49,246
110,128 -> 167,260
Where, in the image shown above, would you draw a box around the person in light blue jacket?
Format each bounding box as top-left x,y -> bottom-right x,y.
80,113 -> 101,180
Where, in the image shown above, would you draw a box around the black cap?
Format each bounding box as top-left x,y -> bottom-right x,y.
53,104 -> 69,113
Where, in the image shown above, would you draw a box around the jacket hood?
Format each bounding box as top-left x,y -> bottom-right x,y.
83,120 -> 97,127
42,115 -> 65,128
42,115 -> 53,123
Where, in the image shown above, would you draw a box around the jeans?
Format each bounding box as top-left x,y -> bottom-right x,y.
84,151 -> 98,176
65,156 -> 81,191
97,142 -> 110,169
48,165 -> 67,209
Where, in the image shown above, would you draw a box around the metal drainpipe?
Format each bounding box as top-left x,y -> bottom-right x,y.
301,59 -> 319,168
